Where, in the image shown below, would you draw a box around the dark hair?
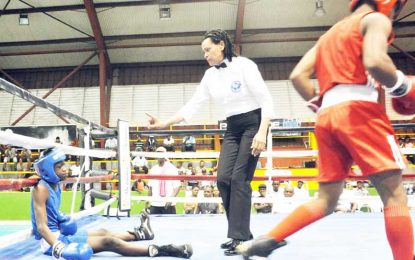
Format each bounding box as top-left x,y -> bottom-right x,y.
351,0 -> 378,12
204,29 -> 237,61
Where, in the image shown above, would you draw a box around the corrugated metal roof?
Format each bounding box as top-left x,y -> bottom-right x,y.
0,0 -> 413,69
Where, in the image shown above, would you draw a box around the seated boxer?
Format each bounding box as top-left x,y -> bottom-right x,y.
31,147 -> 193,259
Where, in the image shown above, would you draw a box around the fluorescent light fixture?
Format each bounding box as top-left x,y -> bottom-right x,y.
314,0 -> 326,17
159,4 -> 171,20
19,13 -> 29,25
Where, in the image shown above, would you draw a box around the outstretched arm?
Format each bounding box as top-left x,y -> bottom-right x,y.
146,112 -> 184,130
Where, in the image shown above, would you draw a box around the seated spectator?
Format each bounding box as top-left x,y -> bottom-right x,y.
196,160 -> 207,172
406,182 -> 415,195
200,168 -> 213,188
66,159 -> 81,190
353,180 -> 369,196
134,135 -> 145,152
272,185 -> 303,213
105,137 -> 118,151
55,136 -> 63,144
293,180 -> 309,199
182,135 -> 196,152
196,186 -> 219,214
176,161 -> 186,175
403,136 -> 415,164
270,180 -> 284,199
163,135 -> 175,152
335,182 -> 358,213
3,145 -> 17,171
146,135 -> 157,152
212,185 -> 225,214
131,155 -> 149,174
184,186 -> 200,214
186,162 -> 199,189
253,184 -> 272,214
18,148 -> 32,172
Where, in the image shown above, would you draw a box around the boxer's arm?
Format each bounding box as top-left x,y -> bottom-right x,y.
290,45 -> 317,102
33,184 -> 56,246
361,12 -> 397,88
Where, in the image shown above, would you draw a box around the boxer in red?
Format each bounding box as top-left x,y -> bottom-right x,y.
237,1 -> 414,259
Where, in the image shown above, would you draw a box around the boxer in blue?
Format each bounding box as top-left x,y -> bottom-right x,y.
31,147 -> 192,259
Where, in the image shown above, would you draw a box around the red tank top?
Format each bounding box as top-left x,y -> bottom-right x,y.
315,11 -> 391,96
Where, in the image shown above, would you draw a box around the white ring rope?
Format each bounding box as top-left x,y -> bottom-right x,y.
131,195 -> 414,207
0,130 -> 115,158
131,148 -> 415,159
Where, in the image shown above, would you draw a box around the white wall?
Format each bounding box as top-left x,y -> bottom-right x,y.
0,80 -> 410,128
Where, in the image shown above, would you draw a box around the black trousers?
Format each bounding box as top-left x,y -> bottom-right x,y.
217,109 -> 261,241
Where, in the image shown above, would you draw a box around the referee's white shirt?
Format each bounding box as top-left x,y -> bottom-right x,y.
178,56 -> 275,121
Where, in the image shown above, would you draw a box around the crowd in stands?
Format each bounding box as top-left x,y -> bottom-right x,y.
1,133 -> 415,215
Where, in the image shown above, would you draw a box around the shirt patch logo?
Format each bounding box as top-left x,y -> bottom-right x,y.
230,81 -> 242,93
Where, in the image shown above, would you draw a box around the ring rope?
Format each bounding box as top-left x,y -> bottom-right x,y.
130,173 -> 415,182
0,174 -> 115,191
0,130 -> 115,158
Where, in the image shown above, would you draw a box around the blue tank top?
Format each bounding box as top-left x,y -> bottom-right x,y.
31,179 -> 62,240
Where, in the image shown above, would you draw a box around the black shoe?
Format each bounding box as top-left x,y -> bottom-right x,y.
223,239 -> 244,256
148,244 -> 193,258
236,235 -> 287,259
220,239 -> 234,249
129,210 -> 154,241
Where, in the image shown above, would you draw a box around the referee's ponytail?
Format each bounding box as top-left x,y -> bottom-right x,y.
204,29 -> 237,61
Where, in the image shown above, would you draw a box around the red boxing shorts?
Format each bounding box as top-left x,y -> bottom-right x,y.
315,101 -> 406,183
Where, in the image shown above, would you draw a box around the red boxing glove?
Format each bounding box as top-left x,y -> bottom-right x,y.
306,96 -> 323,113
386,72 -> 415,115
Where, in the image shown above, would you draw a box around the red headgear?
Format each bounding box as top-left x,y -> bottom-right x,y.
349,0 -> 407,19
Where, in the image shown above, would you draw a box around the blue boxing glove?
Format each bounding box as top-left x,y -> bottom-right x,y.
52,241 -> 93,260
59,215 -> 77,236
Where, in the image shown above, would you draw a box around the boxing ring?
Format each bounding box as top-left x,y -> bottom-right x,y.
1,213 -> 414,259
0,77 -> 415,259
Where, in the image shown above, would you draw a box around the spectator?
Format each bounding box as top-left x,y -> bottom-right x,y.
184,186 -> 200,214
18,148 -> 32,172
272,185 -> 302,213
186,162 -> 199,189
182,136 -> 196,152
270,180 -> 284,199
131,155 -> 149,174
212,185 -> 225,214
353,180 -> 369,197
66,159 -> 81,190
335,182 -> 358,213
403,136 -> 415,164
196,186 -> 219,214
55,136 -> 62,144
146,136 -> 157,152
253,184 -> 272,214
3,145 -> 17,171
293,180 -> 309,199
200,168 -> 213,188
105,137 -> 118,151
69,138 -> 79,161
163,135 -> 175,152
196,160 -> 207,172
134,135 -> 145,152
146,147 -> 181,214
176,161 -> 186,175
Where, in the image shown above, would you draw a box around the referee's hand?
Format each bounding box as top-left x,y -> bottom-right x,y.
145,113 -> 167,129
